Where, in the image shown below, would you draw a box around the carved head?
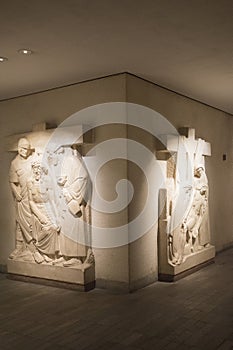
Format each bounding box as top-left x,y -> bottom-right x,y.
31,160 -> 47,180
71,144 -> 82,158
18,138 -> 31,159
194,164 -> 205,178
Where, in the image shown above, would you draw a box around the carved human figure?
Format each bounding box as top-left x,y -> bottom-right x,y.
56,145 -> 93,266
168,164 -> 209,265
182,164 -> 209,252
9,138 -> 35,259
27,161 -> 60,262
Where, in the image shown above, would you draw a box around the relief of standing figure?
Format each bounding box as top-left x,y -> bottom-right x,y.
9,138 -> 94,268
182,164 -> 209,253
9,138 -> 37,260
27,161 -> 60,262
55,145 -> 94,267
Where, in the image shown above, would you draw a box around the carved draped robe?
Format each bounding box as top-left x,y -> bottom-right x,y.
27,176 -> 59,255
58,152 -> 91,258
9,155 -> 33,243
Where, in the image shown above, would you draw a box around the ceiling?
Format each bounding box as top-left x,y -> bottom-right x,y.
0,0 -> 232,114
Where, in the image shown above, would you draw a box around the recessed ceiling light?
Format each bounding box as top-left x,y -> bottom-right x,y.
18,49 -> 33,55
0,56 -> 8,62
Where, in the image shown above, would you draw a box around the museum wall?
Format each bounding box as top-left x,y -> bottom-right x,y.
0,72 -> 232,290
0,74 -> 131,289
127,125 -> 158,290
126,73 -> 233,260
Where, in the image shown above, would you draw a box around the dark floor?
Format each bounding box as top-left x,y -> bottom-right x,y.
0,248 -> 232,350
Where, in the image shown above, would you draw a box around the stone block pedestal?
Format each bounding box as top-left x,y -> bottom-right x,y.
7,259 -> 95,291
159,245 -> 215,281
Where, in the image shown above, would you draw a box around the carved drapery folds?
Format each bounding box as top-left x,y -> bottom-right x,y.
158,128 -> 213,269
8,130 -> 94,268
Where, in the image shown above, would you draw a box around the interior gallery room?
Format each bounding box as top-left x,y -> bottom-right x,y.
0,1 -> 232,349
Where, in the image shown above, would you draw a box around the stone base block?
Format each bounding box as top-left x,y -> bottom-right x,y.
159,245 -> 215,282
7,259 -> 95,291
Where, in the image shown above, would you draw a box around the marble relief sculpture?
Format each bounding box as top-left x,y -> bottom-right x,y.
158,128 -> 213,270
9,137 -> 94,267
55,145 -> 94,266
181,164 -> 209,252
27,161 -> 60,262
9,138 -> 39,260
168,164 -> 210,266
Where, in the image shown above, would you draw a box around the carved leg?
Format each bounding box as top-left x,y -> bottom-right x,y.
9,224 -> 25,259
27,241 -> 44,264
63,258 -> 82,267
9,240 -> 24,259
84,248 -> 95,265
42,254 -> 53,263
33,251 -> 44,264
52,256 -> 65,265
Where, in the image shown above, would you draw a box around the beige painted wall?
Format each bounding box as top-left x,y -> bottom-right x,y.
126,74 -> 233,256
0,73 -> 232,290
0,74 -> 130,287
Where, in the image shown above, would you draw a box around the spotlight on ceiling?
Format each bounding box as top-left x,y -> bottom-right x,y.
18,49 -> 33,55
0,56 -> 8,62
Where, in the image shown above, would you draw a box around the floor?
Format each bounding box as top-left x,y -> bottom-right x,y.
0,248 -> 232,350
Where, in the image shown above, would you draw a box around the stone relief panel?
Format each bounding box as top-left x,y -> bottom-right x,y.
9,136 -> 94,268
157,128 -> 214,270
168,164 -> 210,266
